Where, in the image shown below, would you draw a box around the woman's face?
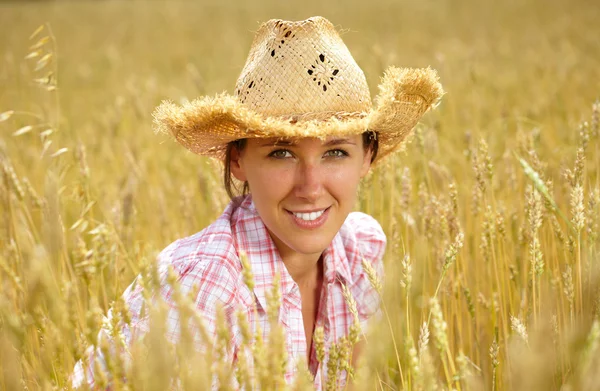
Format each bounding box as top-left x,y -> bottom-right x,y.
230,135 -> 372,258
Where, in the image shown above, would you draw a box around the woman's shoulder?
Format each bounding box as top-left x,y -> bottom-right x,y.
343,212 -> 386,241
337,212 -> 386,322
338,212 -> 387,274
341,212 -> 386,253
155,215 -> 243,297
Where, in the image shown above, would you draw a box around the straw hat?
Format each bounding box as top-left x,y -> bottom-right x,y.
153,16 -> 444,164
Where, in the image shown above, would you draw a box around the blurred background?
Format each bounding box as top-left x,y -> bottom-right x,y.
1,0 -> 600,389
1,0 -> 598,240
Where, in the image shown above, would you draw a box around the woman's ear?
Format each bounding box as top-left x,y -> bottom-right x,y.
229,145 -> 247,182
360,147 -> 373,178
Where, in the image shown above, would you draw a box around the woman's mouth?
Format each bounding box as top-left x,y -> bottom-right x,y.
293,209 -> 326,221
285,206 -> 331,229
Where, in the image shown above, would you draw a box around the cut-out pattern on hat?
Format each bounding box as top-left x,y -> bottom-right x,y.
267,22 -> 296,58
307,53 -> 340,92
237,77 -> 263,104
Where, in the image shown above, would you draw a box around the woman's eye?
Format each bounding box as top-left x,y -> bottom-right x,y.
324,149 -> 348,158
269,149 -> 292,159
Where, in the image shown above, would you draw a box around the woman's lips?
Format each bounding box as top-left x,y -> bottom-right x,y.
286,206 -> 331,229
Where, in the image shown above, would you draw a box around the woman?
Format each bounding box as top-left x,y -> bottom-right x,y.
74,16 -> 443,390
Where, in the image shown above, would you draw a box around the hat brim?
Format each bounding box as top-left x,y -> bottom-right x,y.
152,67 -> 443,164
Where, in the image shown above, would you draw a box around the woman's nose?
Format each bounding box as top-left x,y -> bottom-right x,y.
293,161 -> 323,202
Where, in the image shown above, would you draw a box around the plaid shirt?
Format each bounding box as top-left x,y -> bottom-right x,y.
73,194 -> 385,390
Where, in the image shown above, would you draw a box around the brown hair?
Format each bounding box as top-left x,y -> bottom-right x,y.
223,131 -> 378,201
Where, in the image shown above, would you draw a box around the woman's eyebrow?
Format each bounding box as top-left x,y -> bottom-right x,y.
259,138 -> 355,147
324,138 -> 355,146
260,139 -> 297,147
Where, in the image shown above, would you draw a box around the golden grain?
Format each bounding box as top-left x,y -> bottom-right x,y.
1,2 -> 599,390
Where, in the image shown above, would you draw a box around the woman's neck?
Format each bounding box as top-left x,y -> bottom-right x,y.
268,229 -> 324,285
281,253 -> 324,286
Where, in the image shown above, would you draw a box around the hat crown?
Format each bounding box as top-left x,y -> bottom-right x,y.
235,17 -> 372,118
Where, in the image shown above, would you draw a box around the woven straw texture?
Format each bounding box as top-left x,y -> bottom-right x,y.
153,16 -> 444,163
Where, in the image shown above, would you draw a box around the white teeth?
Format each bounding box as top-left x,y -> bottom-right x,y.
293,209 -> 325,221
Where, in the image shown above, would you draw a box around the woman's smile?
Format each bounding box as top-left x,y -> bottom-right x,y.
285,206 -> 332,229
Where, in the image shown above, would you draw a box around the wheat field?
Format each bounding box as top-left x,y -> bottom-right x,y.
1,0 -> 600,389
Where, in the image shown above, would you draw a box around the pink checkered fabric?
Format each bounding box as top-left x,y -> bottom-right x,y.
73,194 -> 385,390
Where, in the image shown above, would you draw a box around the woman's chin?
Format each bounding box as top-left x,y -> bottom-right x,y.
285,235 -> 332,255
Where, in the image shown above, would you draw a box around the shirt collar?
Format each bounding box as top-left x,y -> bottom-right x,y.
230,194 -> 352,311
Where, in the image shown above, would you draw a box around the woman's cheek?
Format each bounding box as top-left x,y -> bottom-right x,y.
333,166 -> 362,189
252,165 -> 292,191
332,168 -> 363,208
